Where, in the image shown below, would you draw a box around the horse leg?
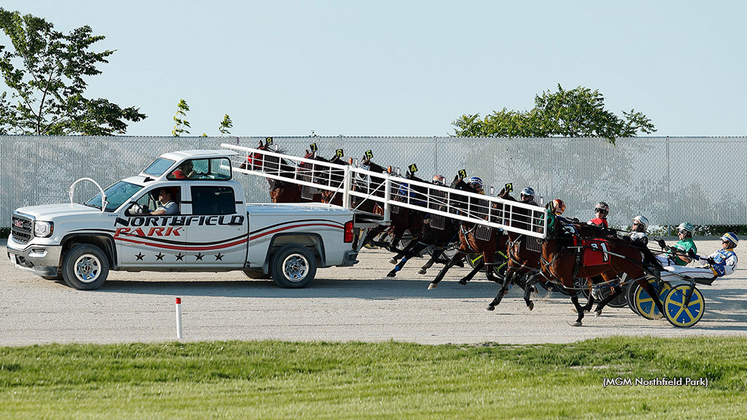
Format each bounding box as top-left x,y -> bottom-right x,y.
387,242 -> 426,277
390,240 -> 417,264
570,293 -> 585,326
523,274 -> 540,311
459,260 -> 484,285
593,284 -> 624,317
487,270 -> 515,311
419,249 -> 440,274
429,254 -> 463,289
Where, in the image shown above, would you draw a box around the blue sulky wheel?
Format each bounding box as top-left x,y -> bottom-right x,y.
664,284 -> 705,328
634,280 -> 672,319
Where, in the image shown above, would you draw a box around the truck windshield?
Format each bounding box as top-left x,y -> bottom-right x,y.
142,158 -> 176,177
85,181 -> 143,212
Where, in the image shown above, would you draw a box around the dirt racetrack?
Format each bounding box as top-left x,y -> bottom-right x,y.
1,238 -> 746,346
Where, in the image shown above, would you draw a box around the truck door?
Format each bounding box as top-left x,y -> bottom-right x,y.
184,184 -> 248,267
115,185 -> 189,267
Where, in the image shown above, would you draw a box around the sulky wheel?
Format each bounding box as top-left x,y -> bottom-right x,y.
633,280 -> 672,320
664,284 -> 705,328
492,250 -> 508,280
466,253 -> 486,272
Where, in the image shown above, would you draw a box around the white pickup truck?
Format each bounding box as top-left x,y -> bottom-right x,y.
7,150 -> 358,290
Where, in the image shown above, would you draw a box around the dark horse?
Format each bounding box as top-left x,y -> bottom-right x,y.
350,151 -> 388,215
527,222 -> 664,326
386,177 -> 461,278
240,139 -> 302,203
302,148 -> 348,207
427,176 -> 508,289
359,166 -> 426,253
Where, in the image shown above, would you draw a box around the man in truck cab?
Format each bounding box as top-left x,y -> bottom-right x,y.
138,188 -> 179,215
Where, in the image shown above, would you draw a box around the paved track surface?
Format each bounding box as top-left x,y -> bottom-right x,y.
2,239 -> 746,346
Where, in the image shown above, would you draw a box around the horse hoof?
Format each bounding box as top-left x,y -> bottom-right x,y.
458,279 -> 468,285
652,312 -> 664,320
428,283 -> 437,290
530,286 -> 538,294
386,271 -> 396,278
595,310 -> 602,317
486,305 -> 495,311
527,301 -> 534,311
389,258 -> 397,264
418,269 -> 426,275
572,321 -> 583,327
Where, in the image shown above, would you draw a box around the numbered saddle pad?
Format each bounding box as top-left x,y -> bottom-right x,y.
475,225 -> 492,241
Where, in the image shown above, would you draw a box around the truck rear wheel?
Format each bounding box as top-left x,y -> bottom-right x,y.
271,245 -> 317,288
62,244 -> 109,290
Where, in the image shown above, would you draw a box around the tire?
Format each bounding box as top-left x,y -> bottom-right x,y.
61,244 -> 109,290
664,285 -> 705,328
633,280 -> 672,320
242,268 -> 271,279
271,245 -> 317,288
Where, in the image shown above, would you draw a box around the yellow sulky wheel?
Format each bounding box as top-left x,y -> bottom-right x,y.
664,284 -> 705,328
634,280 -> 672,319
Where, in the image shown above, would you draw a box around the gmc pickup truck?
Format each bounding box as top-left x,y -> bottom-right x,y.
7,150 -> 358,289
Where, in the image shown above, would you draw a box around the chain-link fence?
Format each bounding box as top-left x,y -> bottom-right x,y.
1,135 -> 744,229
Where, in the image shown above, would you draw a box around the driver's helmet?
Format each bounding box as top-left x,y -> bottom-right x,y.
677,222 -> 695,236
467,177 -> 483,191
520,187 -> 535,201
594,202 -> 610,216
551,198 -> 566,215
721,232 -> 739,248
632,215 -> 649,232
432,174 -> 445,186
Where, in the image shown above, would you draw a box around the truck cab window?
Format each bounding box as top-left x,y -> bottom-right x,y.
167,158 -> 232,181
191,186 -> 236,215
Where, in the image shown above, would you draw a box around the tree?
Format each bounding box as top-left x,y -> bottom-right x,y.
0,8 -> 146,135
218,114 -> 232,136
172,99 -> 190,137
452,84 -> 656,144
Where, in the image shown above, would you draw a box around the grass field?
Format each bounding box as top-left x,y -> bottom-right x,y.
1,336 -> 746,419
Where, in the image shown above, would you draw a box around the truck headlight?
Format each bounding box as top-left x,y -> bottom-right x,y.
34,221 -> 54,238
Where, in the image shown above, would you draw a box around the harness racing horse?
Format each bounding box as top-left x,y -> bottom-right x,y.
311,149 -> 349,207
240,139 -> 302,203
359,166 -> 426,253
427,176 -> 508,289
528,222 -> 664,326
386,179 -> 462,278
485,187 -> 545,310
350,151 -> 388,215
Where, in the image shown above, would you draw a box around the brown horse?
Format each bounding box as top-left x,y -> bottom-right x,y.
386,178 -> 462,277
359,167 -> 426,253
428,177 -> 508,289
240,139 -> 302,203
528,222 -> 664,326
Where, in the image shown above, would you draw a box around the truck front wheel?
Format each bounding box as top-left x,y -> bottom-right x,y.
62,244 -> 110,290
271,245 -> 317,288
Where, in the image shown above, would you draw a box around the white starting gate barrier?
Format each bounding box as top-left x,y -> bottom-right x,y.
222,143 -> 547,239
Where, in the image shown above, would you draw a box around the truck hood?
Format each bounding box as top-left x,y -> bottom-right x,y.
15,203 -> 108,220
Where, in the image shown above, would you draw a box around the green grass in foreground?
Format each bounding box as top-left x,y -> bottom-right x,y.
1,336 -> 746,419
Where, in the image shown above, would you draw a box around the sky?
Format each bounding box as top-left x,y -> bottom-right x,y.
2,0 -> 746,137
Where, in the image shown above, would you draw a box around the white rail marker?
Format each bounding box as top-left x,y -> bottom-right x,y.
175,297 -> 183,339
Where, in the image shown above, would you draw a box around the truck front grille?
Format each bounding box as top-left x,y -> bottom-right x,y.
11,215 -> 32,244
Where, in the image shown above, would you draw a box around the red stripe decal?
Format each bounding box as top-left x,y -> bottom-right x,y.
115,237 -> 247,251
249,222 -> 343,241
